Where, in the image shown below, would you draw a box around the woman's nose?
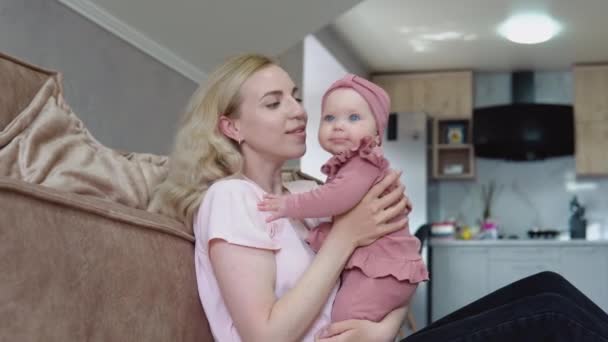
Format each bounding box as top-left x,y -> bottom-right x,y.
289,97 -> 306,120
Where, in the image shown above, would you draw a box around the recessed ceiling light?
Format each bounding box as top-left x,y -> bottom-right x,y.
498,14 -> 561,44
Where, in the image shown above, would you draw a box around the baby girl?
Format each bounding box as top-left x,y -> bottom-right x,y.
258,74 -> 429,322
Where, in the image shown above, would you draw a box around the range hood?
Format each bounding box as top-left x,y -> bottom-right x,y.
473,71 -> 574,161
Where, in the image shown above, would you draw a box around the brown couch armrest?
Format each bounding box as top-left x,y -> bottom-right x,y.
0,178 -> 212,341
0,177 -> 193,241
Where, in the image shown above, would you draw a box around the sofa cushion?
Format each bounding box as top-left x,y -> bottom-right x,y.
0,51 -> 171,220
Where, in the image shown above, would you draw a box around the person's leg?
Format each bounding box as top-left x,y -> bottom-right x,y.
429,271 -> 608,329
403,293 -> 608,342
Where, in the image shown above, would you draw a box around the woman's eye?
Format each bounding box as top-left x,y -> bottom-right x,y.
349,114 -> 361,121
266,101 -> 280,109
323,115 -> 335,122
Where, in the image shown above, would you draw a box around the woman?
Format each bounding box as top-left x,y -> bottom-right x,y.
149,54 -> 410,341
150,54 -> 608,342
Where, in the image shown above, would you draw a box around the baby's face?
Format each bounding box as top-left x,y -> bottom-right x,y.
319,88 -> 378,155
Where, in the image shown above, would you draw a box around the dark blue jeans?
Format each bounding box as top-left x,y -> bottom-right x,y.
403,271 -> 608,342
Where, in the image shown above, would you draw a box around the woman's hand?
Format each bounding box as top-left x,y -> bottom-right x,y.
314,319 -> 391,342
315,306 -> 408,342
330,169 -> 412,249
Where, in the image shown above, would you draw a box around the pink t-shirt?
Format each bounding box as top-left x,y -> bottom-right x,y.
193,178 -> 338,342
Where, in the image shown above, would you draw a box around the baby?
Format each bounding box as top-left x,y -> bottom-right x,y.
258,74 -> 429,323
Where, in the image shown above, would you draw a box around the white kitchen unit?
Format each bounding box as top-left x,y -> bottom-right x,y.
430,240 -> 608,322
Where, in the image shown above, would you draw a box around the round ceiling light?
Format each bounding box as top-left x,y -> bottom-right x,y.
498,14 -> 561,44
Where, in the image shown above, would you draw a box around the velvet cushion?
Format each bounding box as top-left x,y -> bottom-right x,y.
0,51 -> 169,213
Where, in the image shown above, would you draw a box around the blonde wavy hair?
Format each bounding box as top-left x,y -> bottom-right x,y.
148,53 -> 276,228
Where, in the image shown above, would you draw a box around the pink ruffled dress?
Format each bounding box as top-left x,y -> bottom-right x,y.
281,136 -> 429,322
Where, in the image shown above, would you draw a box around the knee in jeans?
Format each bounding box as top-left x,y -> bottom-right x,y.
533,293 -> 575,311
534,271 -> 566,283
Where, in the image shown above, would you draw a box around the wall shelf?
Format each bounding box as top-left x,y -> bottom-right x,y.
431,118 -> 475,179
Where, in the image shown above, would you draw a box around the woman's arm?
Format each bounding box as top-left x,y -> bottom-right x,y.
210,171 -> 409,342
380,306 -> 409,339
315,306 -> 408,342
210,234 -> 353,342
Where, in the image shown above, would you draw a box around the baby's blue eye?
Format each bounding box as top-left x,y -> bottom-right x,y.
349,113 -> 361,121
324,115 -> 335,122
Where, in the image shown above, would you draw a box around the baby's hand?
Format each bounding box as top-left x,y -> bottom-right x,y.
257,194 -> 288,222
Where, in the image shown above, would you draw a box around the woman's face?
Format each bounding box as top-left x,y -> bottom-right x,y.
236,65 -> 307,163
318,88 -> 378,155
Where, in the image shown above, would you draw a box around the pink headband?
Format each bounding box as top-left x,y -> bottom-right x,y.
321,74 -> 391,143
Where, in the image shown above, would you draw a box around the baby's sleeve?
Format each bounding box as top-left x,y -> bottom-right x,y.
196,180 -> 280,251
282,157 -> 381,219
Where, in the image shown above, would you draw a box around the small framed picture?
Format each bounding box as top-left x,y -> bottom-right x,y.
446,124 -> 466,144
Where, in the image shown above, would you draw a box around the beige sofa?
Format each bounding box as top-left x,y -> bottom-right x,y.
0,51 -> 414,341
0,52 -> 213,341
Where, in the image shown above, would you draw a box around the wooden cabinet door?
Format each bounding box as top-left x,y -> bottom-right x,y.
576,121 -> 608,175
373,75 -> 416,113
573,65 -> 608,175
423,72 -> 473,119
574,65 -> 608,122
372,71 -> 473,118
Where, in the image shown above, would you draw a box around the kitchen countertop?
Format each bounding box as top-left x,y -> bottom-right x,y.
430,238 -> 608,247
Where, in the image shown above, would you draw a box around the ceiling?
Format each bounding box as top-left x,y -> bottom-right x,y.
59,0 -> 608,77
332,0 -> 608,72
60,0 -> 362,81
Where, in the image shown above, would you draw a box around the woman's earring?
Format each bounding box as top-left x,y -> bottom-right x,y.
237,137 -> 244,145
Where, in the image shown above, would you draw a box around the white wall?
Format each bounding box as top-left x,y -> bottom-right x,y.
301,35 -> 349,179
382,113 -> 428,234
0,0 -> 197,154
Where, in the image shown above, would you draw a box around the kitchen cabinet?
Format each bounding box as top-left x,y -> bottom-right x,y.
575,121 -> 608,175
372,71 -> 473,119
573,64 -> 608,175
431,246 -> 490,320
430,240 -> 608,322
574,65 -> 608,122
486,247 -> 560,290
559,246 -> 608,310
